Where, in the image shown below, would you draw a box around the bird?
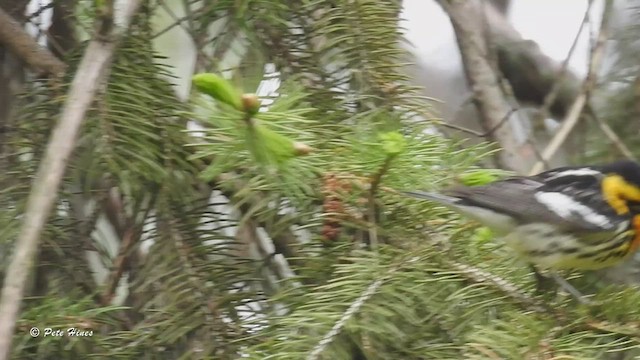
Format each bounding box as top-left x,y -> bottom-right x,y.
404,160 -> 640,300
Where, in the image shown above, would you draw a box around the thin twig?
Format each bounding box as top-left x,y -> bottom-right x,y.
367,156 -> 394,248
211,173 -> 302,268
306,277 -> 384,360
100,190 -> 156,305
156,0 -> 211,70
441,2 -> 589,142
537,0 -> 594,121
592,114 -> 637,160
306,256 -> 419,360
0,2 -> 142,358
529,97 -> 587,175
27,3 -> 55,21
494,1 -> 590,173
529,0 -> 613,175
101,227 -> 138,305
437,0 -> 525,173
435,107 -> 517,138
447,261 -> 549,314
171,222 -> 217,327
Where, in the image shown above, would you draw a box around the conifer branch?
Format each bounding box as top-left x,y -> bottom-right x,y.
0,2 -> 142,358
306,278 -> 383,360
367,156 -> 393,248
447,261 -> 548,314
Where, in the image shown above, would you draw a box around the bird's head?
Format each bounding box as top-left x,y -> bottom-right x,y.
599,161 -> 640,215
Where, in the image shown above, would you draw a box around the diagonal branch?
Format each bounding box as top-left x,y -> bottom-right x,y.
437,0 -> 525,173
593,116 -> 636,161
0,2 -> 142,358
212,172 -> 302,269
0,7 -> 66,76
528,0 -> 614,175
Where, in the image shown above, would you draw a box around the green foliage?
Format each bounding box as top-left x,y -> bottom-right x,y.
244,121 -> 296,166
379,131 -> 406,156
192,73 -> 243,110
457,168 -> 512,187
13,296 -> 126,359
190,80 -> 321,205
6,0 -> 640,359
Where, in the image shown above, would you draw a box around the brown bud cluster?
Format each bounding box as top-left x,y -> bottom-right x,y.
321,173 -> 354,242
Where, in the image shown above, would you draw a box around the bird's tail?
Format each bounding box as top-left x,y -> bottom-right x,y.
402,191 -> 461,206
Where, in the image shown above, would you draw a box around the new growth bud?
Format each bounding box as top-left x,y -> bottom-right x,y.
241,94 -> 261,115
293,142 -> 313,156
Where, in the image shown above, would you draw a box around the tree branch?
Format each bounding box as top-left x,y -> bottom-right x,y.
593,114 -> 636,161
0,1 -> 142,358
0,7 -> 66,76
533,0 -> 591,122
438,0 -> 525,173
47,0 -> 78,59
528,0 -> 613,175
212,173 -> 302,269
101,227 -> 138,306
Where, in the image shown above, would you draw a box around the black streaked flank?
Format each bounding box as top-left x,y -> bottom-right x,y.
527,246 -> 580,258
595,249 -> 629,264
576,232 -> 633,259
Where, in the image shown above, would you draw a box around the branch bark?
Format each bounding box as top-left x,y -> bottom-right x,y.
212,173 -> 302,269
0,1 -> 142,358
528,0 -> 614,175
0,7 -> 66,76
423,1 -> 591,172
48,0 -> 79,59
438,0 -> 526,173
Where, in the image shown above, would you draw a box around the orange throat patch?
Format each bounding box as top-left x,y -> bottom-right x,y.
629,215 -> 640,254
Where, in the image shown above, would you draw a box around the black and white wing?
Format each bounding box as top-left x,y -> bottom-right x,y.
445,167 -> 626,232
